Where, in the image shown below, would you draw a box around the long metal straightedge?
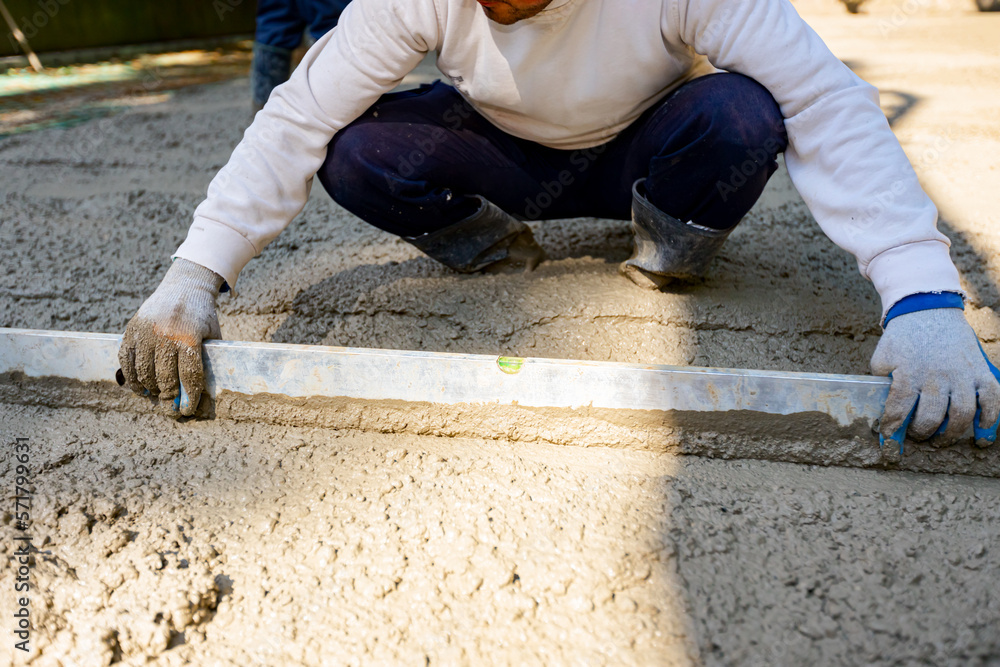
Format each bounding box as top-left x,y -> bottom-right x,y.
0,328 -> 890,427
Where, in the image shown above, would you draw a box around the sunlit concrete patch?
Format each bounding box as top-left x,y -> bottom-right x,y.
0,403 -> 694,665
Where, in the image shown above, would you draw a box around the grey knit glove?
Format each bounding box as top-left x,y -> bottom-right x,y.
871,308 -> 1000,449
119,258 -> 225,417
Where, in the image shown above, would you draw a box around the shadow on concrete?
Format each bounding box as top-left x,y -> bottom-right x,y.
939,213 -> 1000,310
879,90 -> 920,127
661,55 -> 1000,661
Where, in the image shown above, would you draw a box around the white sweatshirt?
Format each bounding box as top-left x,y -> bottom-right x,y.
174,0 -> 962,319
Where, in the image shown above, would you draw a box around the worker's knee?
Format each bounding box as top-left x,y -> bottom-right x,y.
319,122 -> 396,209
694,73 -> 787,163
641,74 -> 788,229
656,73 -> 787,167
646,74 -> 787,210
323,112 -> 457,203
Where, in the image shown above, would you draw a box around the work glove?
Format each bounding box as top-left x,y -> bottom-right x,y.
871,307 -> 1000,451
118,258 -> 225,417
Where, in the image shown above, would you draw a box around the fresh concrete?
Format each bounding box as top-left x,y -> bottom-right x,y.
1,1 -> 999,664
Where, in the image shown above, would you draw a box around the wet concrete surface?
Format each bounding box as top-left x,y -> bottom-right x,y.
2,0 -> 1000,664
2,404 -> 1000,665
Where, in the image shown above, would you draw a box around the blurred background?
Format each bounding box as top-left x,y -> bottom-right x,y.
0,0 -> 255,56
0,0 -> 255,135
0,0 -> 355,135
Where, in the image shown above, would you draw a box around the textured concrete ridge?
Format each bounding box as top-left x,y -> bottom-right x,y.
4,373 -> 1000,478
2,2 -> 1000,665
2,401 -> 999,666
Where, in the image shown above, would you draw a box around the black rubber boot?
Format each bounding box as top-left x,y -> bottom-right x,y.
251,42 -> 293,112
620,178 -> 734,289
404,196 -> 545,273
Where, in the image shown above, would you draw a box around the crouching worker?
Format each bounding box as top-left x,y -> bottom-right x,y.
119,0 -> 1000,451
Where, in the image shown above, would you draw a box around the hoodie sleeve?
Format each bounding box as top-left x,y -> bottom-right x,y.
666,0 -> 962,320
173,0 -> 441,289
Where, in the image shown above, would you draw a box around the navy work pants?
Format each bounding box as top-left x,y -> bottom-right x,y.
319,73 -> 788,236
256,0 -> 350,49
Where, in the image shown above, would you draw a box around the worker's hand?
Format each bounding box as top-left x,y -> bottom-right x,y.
118,258 -> 225,417
871,308 -> 1000,451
